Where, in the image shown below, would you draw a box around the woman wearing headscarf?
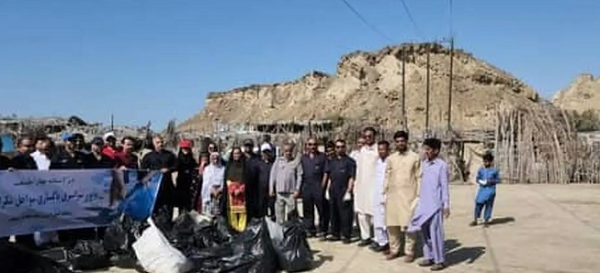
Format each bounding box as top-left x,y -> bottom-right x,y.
219,147 -> 252,232
199,152 -> 225,216
175,140 -> 198,213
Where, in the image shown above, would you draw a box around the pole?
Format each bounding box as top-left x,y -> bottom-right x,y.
401,50 -> 406,129
110,114 -> 114,131
447,38 -> 454,131
425,44 -> 431,132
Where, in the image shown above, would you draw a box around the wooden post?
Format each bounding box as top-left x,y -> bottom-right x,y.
425,44 -> 431,132
447,38 -> 454,131
401,50 -> 407,129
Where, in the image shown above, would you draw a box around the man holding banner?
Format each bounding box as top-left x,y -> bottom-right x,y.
140,135 -> 177,221
0,168 -> 163,243
9,136 -> 39,248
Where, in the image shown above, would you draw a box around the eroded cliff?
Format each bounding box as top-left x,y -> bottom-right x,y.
179,43 -> 540,132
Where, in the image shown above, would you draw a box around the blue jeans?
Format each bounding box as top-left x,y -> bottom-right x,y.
474,194 -> 496,221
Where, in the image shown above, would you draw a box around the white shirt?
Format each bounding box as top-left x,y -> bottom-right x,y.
31,150 -> 51,170
373,157 -> 387,204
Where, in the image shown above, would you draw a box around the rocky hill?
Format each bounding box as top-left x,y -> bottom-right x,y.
552,74 -> 600,113
178,43 -> 541,133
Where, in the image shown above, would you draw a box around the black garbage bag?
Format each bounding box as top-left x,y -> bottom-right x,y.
103,215 -> 146,268
276,219 -> 313,272
168,213 -> 232,256
168,212 -> 198,253
104,219 -> 128,253
67,240 -> 111,271
189,218 -> 278,273
214,215 -> 233,241
0,241 -> 74,273
153,205 -> 174,234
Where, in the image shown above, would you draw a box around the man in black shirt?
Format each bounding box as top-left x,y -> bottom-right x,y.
9,136 -> 38,248
325,139 -> 356,244
241,138 -> 261,219
50,133 -> 85,169
141,135 -> 177,221
84,137 -> 115,169
256,145 -> 274,219
11,135 -> 38,170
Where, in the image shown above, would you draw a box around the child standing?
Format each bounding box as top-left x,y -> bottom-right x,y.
470,153 -> 500,227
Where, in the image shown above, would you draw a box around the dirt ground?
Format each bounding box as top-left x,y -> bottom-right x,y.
101,184 -> 600,273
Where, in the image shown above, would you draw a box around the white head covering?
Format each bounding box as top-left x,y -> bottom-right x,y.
103,132 -> 116,141
260,143 -> 271,152
201,155 -> 225,209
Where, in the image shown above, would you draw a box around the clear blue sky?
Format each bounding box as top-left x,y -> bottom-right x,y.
1,1 -> 599,129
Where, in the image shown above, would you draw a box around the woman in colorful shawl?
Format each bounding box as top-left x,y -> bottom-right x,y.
219,147 -> 251,232
200,152 -> 225,216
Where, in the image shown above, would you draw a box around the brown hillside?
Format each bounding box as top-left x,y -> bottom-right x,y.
178,43 -> 540,132
552,73 -> 600,113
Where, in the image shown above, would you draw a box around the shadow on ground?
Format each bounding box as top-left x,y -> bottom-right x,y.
413,238 -> 486,267
312,253 -> 334,270
446,246 -> 486,266
489,216 -> 515,226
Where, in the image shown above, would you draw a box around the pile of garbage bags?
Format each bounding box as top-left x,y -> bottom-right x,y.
0,210 -> 314,273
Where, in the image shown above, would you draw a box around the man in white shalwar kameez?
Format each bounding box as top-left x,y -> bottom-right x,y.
354,127 -> 379,246
370,140 -> 390,252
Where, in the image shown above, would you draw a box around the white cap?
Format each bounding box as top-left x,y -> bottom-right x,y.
103,132 -> 115,141
260,143 -> 272,152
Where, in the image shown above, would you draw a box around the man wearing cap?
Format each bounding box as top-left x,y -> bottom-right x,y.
50,133 -> 85,169
261,134 -> 277,155
84,137 -> 115,169
102,132 -> 119,159
241,138 -> 261,219
256,143 -> 275,219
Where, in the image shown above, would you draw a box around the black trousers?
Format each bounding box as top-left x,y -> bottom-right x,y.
302,186 -> 330,234
329,193 -> 353,239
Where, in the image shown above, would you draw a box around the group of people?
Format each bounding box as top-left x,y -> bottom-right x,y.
0,128 -> 502,272
0,132 -> 142,247
308,128 -> 452,271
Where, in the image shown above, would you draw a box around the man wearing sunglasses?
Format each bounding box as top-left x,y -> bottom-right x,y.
325,139 -> 356,244
300,137 -> 329,238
